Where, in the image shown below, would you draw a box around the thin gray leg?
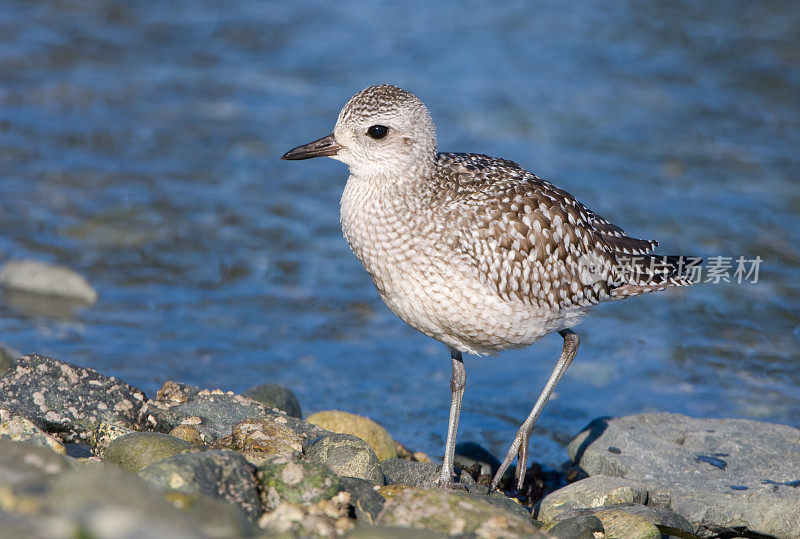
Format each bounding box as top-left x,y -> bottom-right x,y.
490,329 -> 580,491
438,349 -> 466,487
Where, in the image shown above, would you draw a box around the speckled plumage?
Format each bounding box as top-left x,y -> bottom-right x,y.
284,84 -> 694,490
337,113 -> 690,354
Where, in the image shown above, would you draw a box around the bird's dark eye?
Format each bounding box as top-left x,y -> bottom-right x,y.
367,125 -> 389,139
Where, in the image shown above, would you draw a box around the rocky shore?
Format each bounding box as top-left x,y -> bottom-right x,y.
0,350 -> 798,538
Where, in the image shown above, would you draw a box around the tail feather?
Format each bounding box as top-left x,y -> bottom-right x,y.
610,254 -> 701,299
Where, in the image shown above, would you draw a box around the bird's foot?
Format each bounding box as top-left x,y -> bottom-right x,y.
489,426 -> 532,492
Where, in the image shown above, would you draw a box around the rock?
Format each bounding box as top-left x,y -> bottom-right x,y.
257,492 -> 355,536
339,476 -> 385,524
380,458 -> 476,489
0,260 -> 98,303
591,509 -> 660,538
537,475 -> 648,521
568,413 -> 800,537
304,433 -> 383,484
43,463 -> 231,538
104,432 -> 193,473
381,475 -> 528,524
0,413 -> 66,454
376,484 -> 410,500
307,410 -> 397,461
257,455 -> 341,510
394,440 -> 430,463
0,343 -> 20,376
0,438 -> 77,509
346,525 -> 446,538
552,503 -> 695,536
1,289 -> 90,319
0,512 -> 50,539
0,354 -> 147,443
89,422 -> 136,458
162,491 -> 257,538
214,416 -> 327,466
139,449 -> 262,520
65,444 -> 93,459
376,487 -> 545,537
380,458 -> 440,488
456,484 -> 532,523
546,515 -> 604,539
0,438 -> 254,537
169,424 -> 204,445
454,441 -> 501,477
146,381 -> 279,443
243,382 -> 302,418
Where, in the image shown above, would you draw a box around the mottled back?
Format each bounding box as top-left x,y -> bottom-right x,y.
435,153 -> 690,312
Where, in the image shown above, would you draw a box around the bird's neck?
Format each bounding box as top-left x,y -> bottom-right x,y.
339,164 -> 438,265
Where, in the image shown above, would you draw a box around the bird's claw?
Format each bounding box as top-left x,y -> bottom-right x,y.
489,426 -> 533,492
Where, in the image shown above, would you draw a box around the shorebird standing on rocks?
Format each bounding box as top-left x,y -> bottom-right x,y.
282,85 -> 694,491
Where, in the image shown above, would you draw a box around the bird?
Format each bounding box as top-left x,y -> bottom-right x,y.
282,84 -> 694,492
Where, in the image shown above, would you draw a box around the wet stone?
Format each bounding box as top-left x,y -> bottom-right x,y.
0,260 -> 98,303
546,514 -> 604,539
380,458 -> 441,488
162,490 -> 256,538
307,410 -> 397,461
537,474 -> 648,522
257,455 -> 341,511
0,413 -> 66,454
104,432 -> 193,473
345,525 -> 446,538
0,343 -> 19,376
89,422 -> 136,458
0,354 -> 147,443
146,381 -> 272,443
379,458 -> 475,489
43,464 -> 220,538
453,483 -> 531,523
214,416 -> 327,467
0,439 -> 77,508
304,433 -> 383,484
339,476 -> 386,524
257,492 -> 355,536
568,413 -> 800,537
169,424 -> 204,445
243,382 -> 303,418
552,502 -> 696,536
454,441 -> 501,477
376,487 -> 545,538
394,440 -> 431,463
138,448 -> 262,521
0,512 -> 50,539
586,508 -> 660,538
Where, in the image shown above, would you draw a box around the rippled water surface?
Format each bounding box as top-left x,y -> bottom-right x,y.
1,1 -> 798,467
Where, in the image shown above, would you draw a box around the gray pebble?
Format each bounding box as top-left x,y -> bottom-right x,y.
304,433 -> 383,484
243,382 -> 302,418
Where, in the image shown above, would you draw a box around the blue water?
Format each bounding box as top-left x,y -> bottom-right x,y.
1,1 -> 798,468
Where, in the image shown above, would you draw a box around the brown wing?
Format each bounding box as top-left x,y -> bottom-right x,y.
437,153 -> 690,310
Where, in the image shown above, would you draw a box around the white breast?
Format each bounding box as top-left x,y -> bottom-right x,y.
340,175 -> 581,355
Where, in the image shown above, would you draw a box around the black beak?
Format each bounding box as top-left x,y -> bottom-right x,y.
281,133 -> 342,160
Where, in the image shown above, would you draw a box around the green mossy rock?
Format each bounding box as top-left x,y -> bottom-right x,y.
257,455 -> 341,510
376,487 -> 545,537
104,432 -> 193,473
307,410 -> 397,461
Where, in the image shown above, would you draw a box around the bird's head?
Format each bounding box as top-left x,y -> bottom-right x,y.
282,85 -> 438,180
